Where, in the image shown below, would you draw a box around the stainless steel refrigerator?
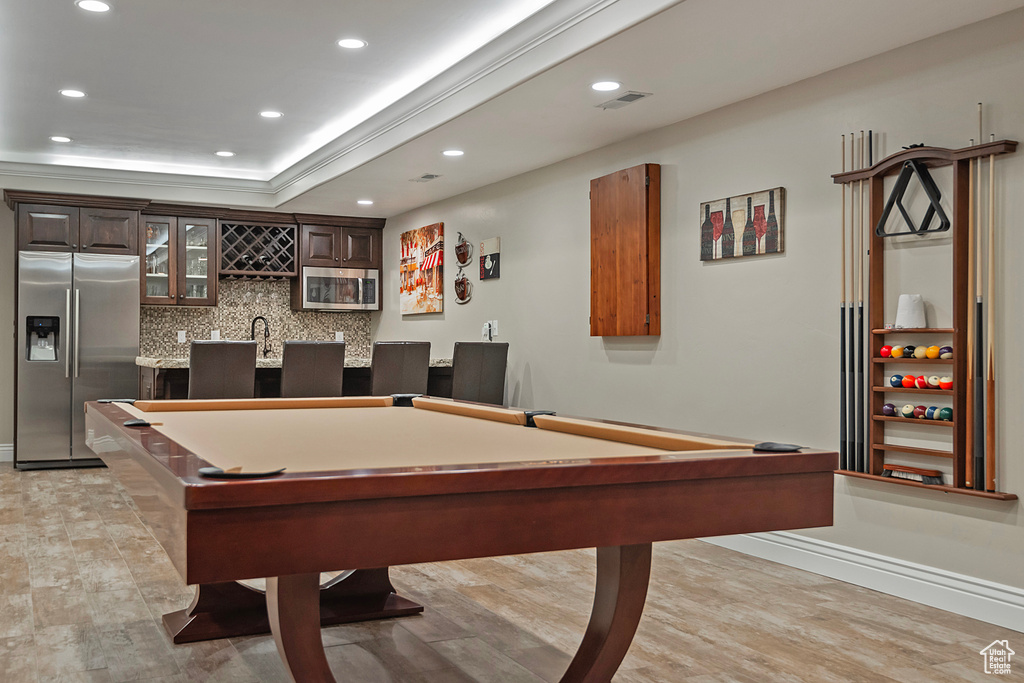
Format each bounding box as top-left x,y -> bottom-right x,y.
16,251 -> 140,468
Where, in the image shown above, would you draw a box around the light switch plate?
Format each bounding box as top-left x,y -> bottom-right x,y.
335,331 -> 344,342
211,330 -> 220,340
177,331 -> 186,343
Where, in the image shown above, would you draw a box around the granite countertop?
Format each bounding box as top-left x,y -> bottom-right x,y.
136,356 -> 452,369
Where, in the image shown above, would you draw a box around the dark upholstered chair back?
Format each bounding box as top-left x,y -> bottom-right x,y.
370,341 -> 430,396
450,342 -> 508,406
280,341 -> 346,398
188,340 -> 257,399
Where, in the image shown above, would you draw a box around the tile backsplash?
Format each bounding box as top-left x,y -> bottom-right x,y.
140,279 -> 370,358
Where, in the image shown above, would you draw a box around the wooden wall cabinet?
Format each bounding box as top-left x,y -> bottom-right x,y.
141,216 -> 218,306
590,163 -> 661,336
18,204 -> 137,254
299,225 -> 381,270
220,222 -> 298,277
342,227 -> 380,270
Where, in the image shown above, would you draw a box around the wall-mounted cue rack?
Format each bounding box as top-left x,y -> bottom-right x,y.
832,139 -> 1017,501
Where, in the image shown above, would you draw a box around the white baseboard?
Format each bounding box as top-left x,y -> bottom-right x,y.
0,443 -> 11,463
704,531 -> 1024,633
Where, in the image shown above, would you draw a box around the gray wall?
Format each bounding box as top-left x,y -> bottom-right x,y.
374,13 -> 1024,588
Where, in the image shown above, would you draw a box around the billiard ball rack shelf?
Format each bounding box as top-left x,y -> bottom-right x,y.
873,415 -> 953,427
832,140 -> 1017,501
872,443 -> 953,460
872,387 -> 952,396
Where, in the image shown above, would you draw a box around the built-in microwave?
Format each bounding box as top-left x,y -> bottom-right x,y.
296,267 -> 380,311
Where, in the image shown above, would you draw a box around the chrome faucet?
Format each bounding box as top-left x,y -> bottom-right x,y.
250,316 -> 271,357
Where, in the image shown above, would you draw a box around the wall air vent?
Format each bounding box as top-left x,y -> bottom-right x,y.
596,91 -> 653,110
410,173 -> 442,183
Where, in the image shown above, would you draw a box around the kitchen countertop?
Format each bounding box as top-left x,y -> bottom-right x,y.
136,356 -> 452,369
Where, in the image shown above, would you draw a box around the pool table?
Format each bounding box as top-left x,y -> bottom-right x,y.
84,396 -> 836,683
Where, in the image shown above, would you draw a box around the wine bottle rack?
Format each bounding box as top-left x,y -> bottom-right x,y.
832,141 -> 1017,501
220,223 -> 298,277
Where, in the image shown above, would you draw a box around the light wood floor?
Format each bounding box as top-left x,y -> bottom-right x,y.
0,463 -> 1019,682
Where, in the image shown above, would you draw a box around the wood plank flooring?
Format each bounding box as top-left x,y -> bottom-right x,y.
0,463 -> 1019,682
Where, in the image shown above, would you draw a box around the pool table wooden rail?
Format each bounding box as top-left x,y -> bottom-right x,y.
85,400 -> 835,586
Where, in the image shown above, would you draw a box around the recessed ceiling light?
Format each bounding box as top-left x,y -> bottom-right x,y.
50,136 -> 72,143
60,89 -> 86,98
337,38 -> 367,49
76,0 -> 110,12
357,199 -> 374,205
260,110 -> 283,118
442,150 -> 464,157
591,81 -> 621,92
215,150 -> 235,157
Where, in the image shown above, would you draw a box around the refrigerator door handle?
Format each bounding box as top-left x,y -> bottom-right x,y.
65,288 -> 72,378
74,288 -> 81,378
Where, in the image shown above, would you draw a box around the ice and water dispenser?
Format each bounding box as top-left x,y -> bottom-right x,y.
26,316 -> 59,361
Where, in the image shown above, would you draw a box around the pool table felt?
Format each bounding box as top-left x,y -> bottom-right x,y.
117,401 -> 747,474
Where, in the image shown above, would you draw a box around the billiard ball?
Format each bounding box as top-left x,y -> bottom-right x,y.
939,346 -> 953,359
903,345 -> 916,357
913,346 -> 928,359
913,405 -> 928,419
938,407 -> 953,421
925,406 -> 939,420
882,403 -> 897,416
880,345 -> 892,358
900,404 -> 916,418
902,375 -> 917,388
938,376 -> 953,390
889,375 -> 904,387
927,375 -> 941,388
891,345 -> 905,358
915,376 -> 929,389
926,345 -> 941,359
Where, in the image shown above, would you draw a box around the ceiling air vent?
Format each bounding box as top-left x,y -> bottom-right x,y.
410,173 -> 442,183
596,91 -> 653,110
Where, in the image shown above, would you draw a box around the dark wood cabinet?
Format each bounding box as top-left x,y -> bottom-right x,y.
18,204 -> 79,251
141,215 -> 217,306
298,225 -> 380,270
342,227 -> 380,270
18,204 -> 137,254
80,207 -> 138,254
300,225 -> 341,267
590,163 -> 661,337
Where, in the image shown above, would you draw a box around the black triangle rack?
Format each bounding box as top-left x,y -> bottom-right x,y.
875,158 -> 950,237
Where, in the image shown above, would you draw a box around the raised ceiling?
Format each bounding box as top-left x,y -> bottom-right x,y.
2,0 -> 1023,216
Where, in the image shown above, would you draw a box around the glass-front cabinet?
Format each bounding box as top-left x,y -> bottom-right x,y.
140,216 -> 217,306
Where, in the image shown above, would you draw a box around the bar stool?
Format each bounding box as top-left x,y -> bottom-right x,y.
369,341 -> 430,396
187,340 -> 257,399
450,342 -> 509,406
280,341 -> 346,398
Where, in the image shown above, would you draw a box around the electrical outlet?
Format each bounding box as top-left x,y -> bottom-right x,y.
177,331 -> 186,343
489,320 -> 499,337
335,331 -> 345,342
211,330 -> 220,340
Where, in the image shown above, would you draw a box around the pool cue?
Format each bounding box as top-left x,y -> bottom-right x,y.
847,132 -> 857,470
839,135 -> 848,470
974,107 -> 987,490
965,145 -> 976,489
856,131 -> 866,472
985,135 -> 996,491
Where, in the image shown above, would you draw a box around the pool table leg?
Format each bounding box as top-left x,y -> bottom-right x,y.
267,573 -> 336,683
560,543 -> 652,683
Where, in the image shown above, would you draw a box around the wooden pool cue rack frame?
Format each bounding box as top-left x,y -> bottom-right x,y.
832,139 -> 1017,501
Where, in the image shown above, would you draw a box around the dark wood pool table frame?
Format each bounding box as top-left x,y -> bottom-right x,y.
85,399 -> 835,683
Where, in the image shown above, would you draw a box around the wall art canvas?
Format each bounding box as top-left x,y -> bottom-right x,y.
700,187 -> 785,261
400,222 -> 444,314
480,237 -> 500,280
